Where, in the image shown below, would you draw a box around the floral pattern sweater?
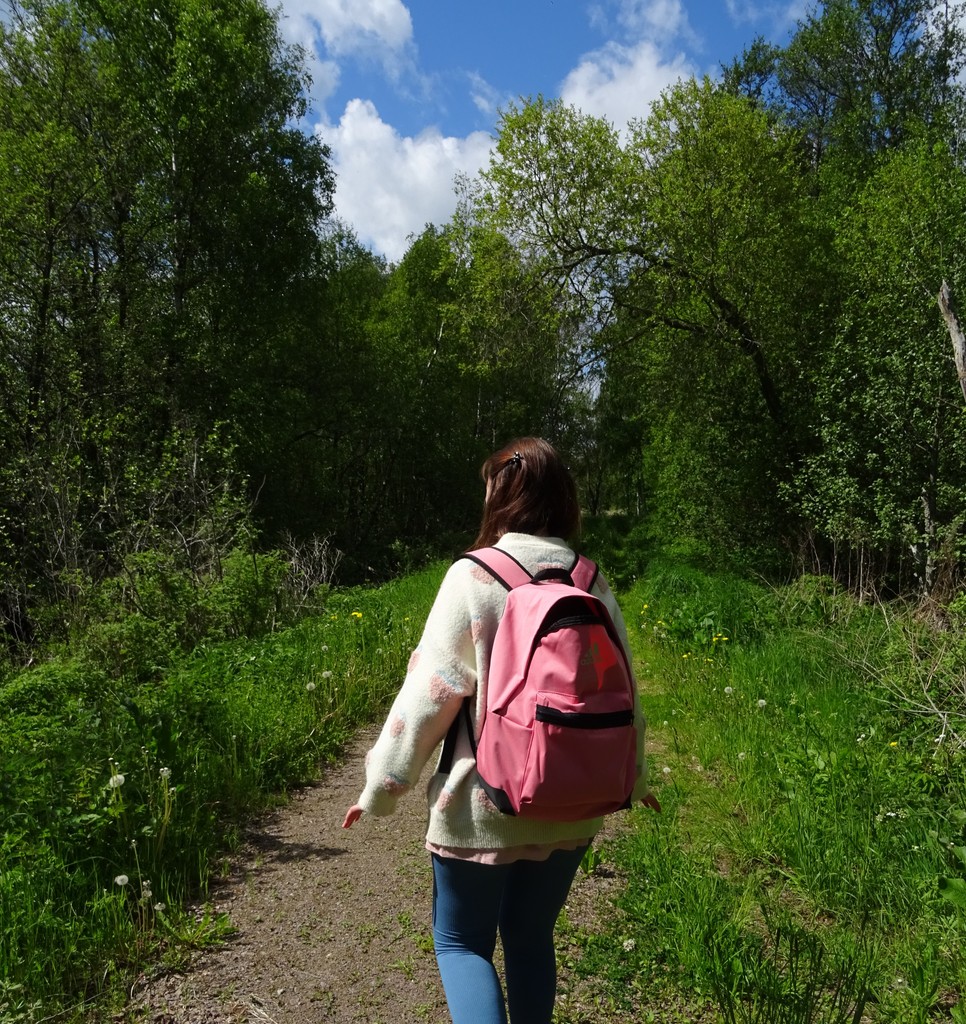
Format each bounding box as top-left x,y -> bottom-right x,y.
356,533 -> 650,849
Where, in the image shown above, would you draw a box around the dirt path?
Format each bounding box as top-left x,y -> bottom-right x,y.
133,726 -> 634,1024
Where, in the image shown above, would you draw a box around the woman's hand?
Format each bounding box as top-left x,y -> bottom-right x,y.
641,792 -> 662,813
342,804 -> 364,829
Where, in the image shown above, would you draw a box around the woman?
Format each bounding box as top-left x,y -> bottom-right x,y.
343,437 -> 658,1024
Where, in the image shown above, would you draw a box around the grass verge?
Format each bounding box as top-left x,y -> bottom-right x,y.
0,562 -> 445,1022
560,560 -> 966,1023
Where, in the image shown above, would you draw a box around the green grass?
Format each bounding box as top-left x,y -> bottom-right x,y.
564,562 -> 966,1023
3,549 -> 966,1023
0,561 -> 445,1022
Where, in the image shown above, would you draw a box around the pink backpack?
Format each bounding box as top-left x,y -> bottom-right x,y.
443,547 -> 638,821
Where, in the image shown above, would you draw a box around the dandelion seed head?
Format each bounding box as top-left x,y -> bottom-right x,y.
757,699 -> 767,708
114,875 -> 129,887
662,766 -> 671,775
108,773 -> 125,788
305,681 -> 316,692
724,686 -> 733,695
159,767 -> 172,779
321,670 -> 333,679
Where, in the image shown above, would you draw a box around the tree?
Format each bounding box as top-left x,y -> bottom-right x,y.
0,0 -> 334,645
795,140 -> 966,593
727,0 -> 966,173
475,84 -> 831,547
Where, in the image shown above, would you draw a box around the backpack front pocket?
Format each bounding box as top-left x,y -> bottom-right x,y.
518,690 -> 637,820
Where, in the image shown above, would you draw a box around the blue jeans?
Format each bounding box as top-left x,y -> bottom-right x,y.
431,845 -> 588,1024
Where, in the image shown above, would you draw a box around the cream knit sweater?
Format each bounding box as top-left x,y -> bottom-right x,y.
357,533 -> 649,848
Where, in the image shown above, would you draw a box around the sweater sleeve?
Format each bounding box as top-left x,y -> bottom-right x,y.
358,562 -> 478,816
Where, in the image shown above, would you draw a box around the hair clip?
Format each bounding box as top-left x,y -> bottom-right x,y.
510,451 -> 523,466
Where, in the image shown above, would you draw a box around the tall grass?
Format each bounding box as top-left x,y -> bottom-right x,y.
562,560 -> 966,1023
0,562 -> 445,1021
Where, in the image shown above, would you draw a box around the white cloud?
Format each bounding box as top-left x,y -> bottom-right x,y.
281,0 -> 413,58
274,0 -> 418,123
300,50 -> 342,115
275,0 -> 415,107
560,38 -> 696,131
322,99 -> 493,262
468,72 -> 504,119
589,0 -> 692,42
724,0 -> 804,40
616,0 -> 689,40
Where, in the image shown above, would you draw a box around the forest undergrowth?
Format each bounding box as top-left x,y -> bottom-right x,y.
1,538 -> 965,1023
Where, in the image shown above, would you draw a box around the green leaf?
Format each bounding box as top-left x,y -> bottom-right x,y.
937,876 -> 966,909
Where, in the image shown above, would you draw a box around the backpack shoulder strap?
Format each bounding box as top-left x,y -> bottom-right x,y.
571,554 -> 600,594
461,547 -> 599,592
462,547 -> 533,590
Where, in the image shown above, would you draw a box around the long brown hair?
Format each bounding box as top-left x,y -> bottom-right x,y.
472,437 -> 581,548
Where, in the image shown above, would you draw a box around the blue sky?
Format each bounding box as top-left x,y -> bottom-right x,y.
274,0 -> 805,261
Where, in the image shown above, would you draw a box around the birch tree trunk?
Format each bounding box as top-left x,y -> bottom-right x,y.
938,279 -> 966,406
